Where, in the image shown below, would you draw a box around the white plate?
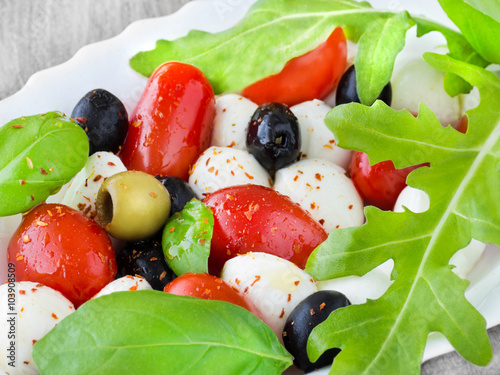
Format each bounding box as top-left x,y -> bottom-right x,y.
0,0 -> 498,371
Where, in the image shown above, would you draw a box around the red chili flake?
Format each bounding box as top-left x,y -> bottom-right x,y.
310,202 -> 316,209
75,117 -> 87,125
226,159 -> 231,163
26,157 -> 33,169
93,175 -> 102,182
235,278 -> 241,285
222,108 -> 227,113
40,168 -> 48,175
77,203 -> 87,212
250,275 -> 261,286
298,170 -> 303,174
243,286 -> 249,294
32,340 -> 37,346
150,257 -> 158,261
245,172 -> 254,180
323,144 -> 333,150
20,179 -> 26,185
279,308 -> 285,319
126,275 -> 134,279
24,361 -> 30,365
19,290 -> 26,295
51,313 -> 59,320
22,235 -> 31,244
202,288 -> 212,298
98,253 -> 106,264
84,178 -> 89,187
320,302 -> 326,310
208,166 -> 215,173
36,220 -> 48,227
199,238 -> 206,245
226,194 -> 235,200
294,280 -> 300,286
315,173 -> 322,181
30,195 -> 35,201
231,286 -> 240,293
159,271 -> 167,281
169,227 -> 175,233
293,175 -> 299,182
230,170 -> 235,176
21,307 -> 24,312
132,120 -> 143,128
107,161 -> 116,166
36,283 -> 44,287
150,191 -> 158,198
205,157 -> 211,166
348,204 -> 353,209
12,124 -> 23,128
336,224 -> 340,229
129,285 -> 138,291
202,218 -> 209,224
31,288 -> 37,293
319,219 -> 325,225
287,294 -> 292,302
228,141 -> 236,148
47,210 -> 53,217
310,308 -> 315,316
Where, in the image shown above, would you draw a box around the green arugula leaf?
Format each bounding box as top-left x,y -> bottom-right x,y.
162,199 -> 213,275
305,55 -> 500,374
464,0 -> 500,22
33,291 -> 292,375
439,0 -> 500,65
0,112 -> 89,216
355,11 -> 414,105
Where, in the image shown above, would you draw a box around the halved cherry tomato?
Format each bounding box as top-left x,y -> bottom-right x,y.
241,27 -> 347,107
120,62 -> 215,180
164,272 -> 261,317
7,204 -> 116,307
455,115 -> 468,134
349,151 -> 428,211
203,184 -> 328,275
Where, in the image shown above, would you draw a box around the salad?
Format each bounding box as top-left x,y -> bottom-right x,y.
1,0 -> 500,374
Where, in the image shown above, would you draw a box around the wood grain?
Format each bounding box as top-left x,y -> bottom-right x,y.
0,0 -> 499,374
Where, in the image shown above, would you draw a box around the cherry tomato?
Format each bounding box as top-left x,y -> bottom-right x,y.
7,204 -> 116,307
241,27 -> 347,107
120,62 -> 215,180
203,184 -> 328,275
349,151 -> 428,211
455,115 -> 468,134
164,272 -> 261,317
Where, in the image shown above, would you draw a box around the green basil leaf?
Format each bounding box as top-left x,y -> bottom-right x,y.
162,199 -> 213,275
355,11 -> 414,105
0,112 -> 89,216
438,0 -> 500,65
32,290 -> 292,375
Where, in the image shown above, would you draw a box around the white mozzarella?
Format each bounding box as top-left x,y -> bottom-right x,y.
391,58 -> 461,126
394,186 -> 486,278
274,159 -> 364,232
221,252 -> 317,339
0,282 -> 74,375
291,100 -> 352,169
61,152 -> 126,219
188,146 -> 272,199
211,94 -> 257,150
93,276 -> 152,299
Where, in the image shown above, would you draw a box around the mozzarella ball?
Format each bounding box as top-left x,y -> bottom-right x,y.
274,159 -> 364,232
391,58 -> 461,126
188,146 -> 272,199
61,152 -> 126,219
394,186 -> 485,278
93,276 -> 152,299
211,94 -> 257,150
221,252 -> 317,339
0,282 -> 75,374
291,100 -> 352,169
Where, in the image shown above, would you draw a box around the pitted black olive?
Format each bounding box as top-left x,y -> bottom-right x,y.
336,65 -> 392,106
155,175 -> 197,216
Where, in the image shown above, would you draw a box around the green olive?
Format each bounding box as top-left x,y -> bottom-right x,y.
95,171 -> 171,241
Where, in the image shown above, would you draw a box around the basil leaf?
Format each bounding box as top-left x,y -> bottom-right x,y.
439,0 -> 500,65
0,112 -> 89,216
355,11 -> 414,105
162,199 -> 212,275
32,291 -> 292,375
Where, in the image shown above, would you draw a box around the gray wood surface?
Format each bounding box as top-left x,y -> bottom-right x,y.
0,0 -> 498,374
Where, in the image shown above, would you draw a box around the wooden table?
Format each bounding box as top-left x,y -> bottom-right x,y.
0,0 -> 498,373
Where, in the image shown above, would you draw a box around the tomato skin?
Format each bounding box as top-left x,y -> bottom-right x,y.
7,204 -> 116,307
120,62 -> 215,180
349,151 -> 427,211
241,27 -> 347,107
164,272 -> 261,317
203,185 -> 328,275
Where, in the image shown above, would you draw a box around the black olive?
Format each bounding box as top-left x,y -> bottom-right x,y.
282,290 -> 351,372
336,65 -> 392,106
71,88 -> 128,155
246,102 -> 301,174
116,239 -> 176,290
155,175 -> 197,215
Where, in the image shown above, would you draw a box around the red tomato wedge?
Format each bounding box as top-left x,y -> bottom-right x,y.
164,272 -> 261,317
7,204 -> 116,307
203,184 -> 328,275
241,27 -> 347,107
120,62 -> 215,180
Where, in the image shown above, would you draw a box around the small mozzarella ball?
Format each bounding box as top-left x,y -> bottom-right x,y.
211,94 -> 257,150
394,186 -> 486,277
317,266 -> 392,305
0,282 -> 74,374
188,146 -> 272,199
291,100 -> 352,169
391,59 -> 461,126
274,159 -> 364,232
61,152 -> 126,219
93,276 -> 152,299
221,252 -> 317,339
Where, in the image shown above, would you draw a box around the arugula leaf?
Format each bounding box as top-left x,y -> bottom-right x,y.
162,199 -> 213,275
305,55 -> 500,374
33,290 -> 292,375
0,112 -> 88,216
355,11 -> 414,105
439,0 -> 500,65
464,0 -> 500,22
